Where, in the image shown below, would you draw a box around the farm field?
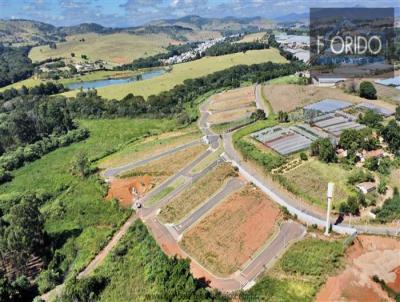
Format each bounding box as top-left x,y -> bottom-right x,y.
236,32 -> 266,42
64,48 -> 287,99
280,159 -> 352,209
119,143 -> 207,181
29,32 -> 175,64
390,168 -> 400,189
0,118 -> 178,282
242,238 -> 345,302
316,235 -> 400,301
207,86 -> 255,112
208,106 -> 256,124
263,84 -> 396,113
99,126 -> 202,169
158,163 -> 237,224
180,185 -> 281,276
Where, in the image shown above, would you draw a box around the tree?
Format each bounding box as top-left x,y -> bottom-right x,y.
381,120 -> 400,154
70,152 -> 91,178
310,138 -> 336,163
358,109 -> 383,128
359,81 -> 377,99
2,197 -> 47,275
395,105 -> 400,121
251,109 -> 266,121
278,110 -> 289,122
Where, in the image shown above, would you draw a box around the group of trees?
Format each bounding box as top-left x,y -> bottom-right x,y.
0,194 -> 51,301
358,109 -> 383,128
339,128 -> 380,163
310,138 -> 336,163
0,97 -> 75,154
0,45 -> 34,88
60,221 -> 221,302
204,41 -> 269,56
0,82 -> 67,102
381,120 -> 400,155
69,61 -> 304,120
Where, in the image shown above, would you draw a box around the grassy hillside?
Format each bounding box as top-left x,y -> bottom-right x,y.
64,48 -> 287,99
0,118 -> 178,290
29,32 -> 176,65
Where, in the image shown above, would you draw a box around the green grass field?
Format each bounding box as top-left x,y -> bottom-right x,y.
241,238 -> 344,302
63,48 -> 287,100
29,33 -> 174,65
280,160 -> 353,209
0,118 -> 178,289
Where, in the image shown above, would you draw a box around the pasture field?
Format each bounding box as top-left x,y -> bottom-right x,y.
267,75 -> 303,85
0,118 -> 178,284
158,163 -> 237,224
99,126 -> 202,169
180,185 -> 281,276
263,84 -> 397,113
390,168 -> 400,189
208,86 -> 255,112
241,238 -> 344,302
29,33 -> 175,65
236,32 -> 267,43
279,159 -> 352,209
64,48 -> 287,99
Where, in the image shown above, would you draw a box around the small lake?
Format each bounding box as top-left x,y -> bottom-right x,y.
66,69 -> 165,90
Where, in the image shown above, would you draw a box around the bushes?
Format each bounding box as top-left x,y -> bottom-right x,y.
235,139 -> 285,171
279,239 -> 343,277
374,192 -> 400,223
347,169 -> 374,185
359,81 -> 377,99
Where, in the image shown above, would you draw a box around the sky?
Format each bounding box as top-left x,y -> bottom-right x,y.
0,0 -> 399,27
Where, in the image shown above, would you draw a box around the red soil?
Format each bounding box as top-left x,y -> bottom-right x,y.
106,175 -> 154,208
316,235 -> 400,302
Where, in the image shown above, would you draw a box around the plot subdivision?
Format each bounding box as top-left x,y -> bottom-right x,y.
180,185 -> 282,276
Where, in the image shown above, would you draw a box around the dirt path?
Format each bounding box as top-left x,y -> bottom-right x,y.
78,214 -> 137,278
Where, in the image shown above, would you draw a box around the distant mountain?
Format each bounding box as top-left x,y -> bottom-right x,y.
147,15 -> 274,33
0,19 -> 63,46
273,12 -> 309,24
0,15 -> 275,47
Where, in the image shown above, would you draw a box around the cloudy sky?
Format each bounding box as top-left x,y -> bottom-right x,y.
0,0 -> 398,27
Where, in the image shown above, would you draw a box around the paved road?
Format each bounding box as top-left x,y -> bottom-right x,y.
138,151 -> 223,215
174,178 -> 246,234
241,221 -> 306,281
103,139 -> 201,178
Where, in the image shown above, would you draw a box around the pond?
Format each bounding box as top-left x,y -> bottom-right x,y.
66,69 -> 165,90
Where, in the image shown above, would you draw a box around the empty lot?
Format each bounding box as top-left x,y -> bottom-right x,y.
180,185 -> 281,276
208,86 -> 255,112
158,163 -> 237,224
263,84 -> 363,112
281,159 -> 352,209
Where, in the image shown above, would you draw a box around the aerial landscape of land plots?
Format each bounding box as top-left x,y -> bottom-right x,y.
2,9 -> 400,301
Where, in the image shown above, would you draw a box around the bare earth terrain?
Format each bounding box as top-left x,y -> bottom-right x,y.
263,84 -> 397,112
180,184 -> 282,276
208,86 -> 255,112
316,235 -> 400,302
